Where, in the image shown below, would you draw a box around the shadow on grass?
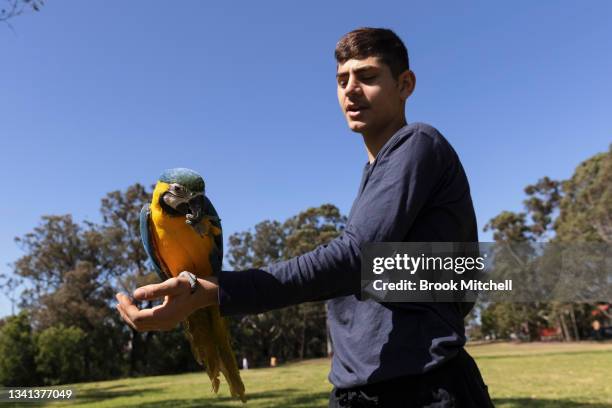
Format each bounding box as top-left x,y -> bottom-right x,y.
493,398 -> 611,407
70,385 -> 164,405
0,386 -> 165,407
128,388 -> 330,408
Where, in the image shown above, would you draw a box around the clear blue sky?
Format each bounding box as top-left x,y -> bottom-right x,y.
1,1 -> 610,317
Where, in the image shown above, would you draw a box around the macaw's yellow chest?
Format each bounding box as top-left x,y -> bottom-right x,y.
150,204 -> 217,278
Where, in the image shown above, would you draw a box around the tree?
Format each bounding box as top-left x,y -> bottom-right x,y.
0,182 -> 207,383
483,146 -> 612,341
552,146 -> 612,340
282,204 -> 346,359
1,0 -> 43,28
226,204 -> 346,365
0,311 -> 38,386
484,176 -> 560,243
98,183 -> 154,294
555,145 -> 611,243
7,215 -> 130,382
483,178 -> 556,341
10,214 -> 105,310
35,261 -> 125,380
140,328 -> 200,375
35,325 -> 86,385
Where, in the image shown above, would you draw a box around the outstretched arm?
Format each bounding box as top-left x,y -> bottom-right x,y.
116,125 -> 457,329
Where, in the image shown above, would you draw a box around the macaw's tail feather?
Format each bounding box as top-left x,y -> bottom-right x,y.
183,309 -> 221,393
184,307 -> 247,403
211,308 -> 246,402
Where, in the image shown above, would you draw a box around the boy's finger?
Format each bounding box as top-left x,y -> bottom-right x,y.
116,292 -> 135,307
133,277 -> 188,301
116,304 -> 137,331
116,293 -> 174,332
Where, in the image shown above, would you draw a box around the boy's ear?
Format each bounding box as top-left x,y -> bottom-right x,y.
398,70 -> 416,101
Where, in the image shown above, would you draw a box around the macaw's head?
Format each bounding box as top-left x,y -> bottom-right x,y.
157,168 -> 206,226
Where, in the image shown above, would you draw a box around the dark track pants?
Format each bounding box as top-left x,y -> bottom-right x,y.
328,348 -> 494,408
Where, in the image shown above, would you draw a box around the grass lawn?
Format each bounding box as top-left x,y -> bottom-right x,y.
469,342 -> 612,407
7,342 -> 611,407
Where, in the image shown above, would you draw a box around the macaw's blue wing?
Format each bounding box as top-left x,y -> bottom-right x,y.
204,195 -> 223,276
140,204 -> 168,282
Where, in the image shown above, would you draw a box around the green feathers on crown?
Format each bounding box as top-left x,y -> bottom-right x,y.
159,168 -> 205,193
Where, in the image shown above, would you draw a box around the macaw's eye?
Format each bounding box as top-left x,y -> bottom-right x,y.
171,184 -> 187,196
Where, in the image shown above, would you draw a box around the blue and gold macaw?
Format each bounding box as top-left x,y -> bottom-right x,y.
139,168 -> 245,402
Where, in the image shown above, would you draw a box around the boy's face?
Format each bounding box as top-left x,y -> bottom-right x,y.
336,56 -> 414,135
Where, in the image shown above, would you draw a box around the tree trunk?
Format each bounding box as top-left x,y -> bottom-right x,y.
569,306 -> 580,340
559,312 -> 570,341
129,329 -> 141,375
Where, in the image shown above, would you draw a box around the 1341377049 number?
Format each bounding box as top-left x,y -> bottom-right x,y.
2,388 -> 74,401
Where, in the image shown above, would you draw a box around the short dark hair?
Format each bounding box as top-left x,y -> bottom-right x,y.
335,27 -> 409,79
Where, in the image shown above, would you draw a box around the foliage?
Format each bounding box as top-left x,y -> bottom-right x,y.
0,311 -> 38,386
35,325 -> 86,385
1,0 -> 44,31
482,146 -> 611,341
10,215 -> 105,309
555,145 -> 612,243
227,204 -> 346,366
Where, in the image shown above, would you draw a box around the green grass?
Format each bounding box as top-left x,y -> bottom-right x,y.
6,342 -> 611,407
468,342 -> 612,407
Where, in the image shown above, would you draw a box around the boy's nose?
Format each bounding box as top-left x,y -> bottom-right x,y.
345,76 -> 362,96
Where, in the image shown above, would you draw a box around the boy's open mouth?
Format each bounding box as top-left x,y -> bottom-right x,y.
346,104 -> 369,117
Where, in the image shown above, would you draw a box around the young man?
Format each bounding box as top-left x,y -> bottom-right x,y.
117,28 -> 494,407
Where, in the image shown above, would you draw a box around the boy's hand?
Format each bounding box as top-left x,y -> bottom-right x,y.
115,273 -> 219,332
